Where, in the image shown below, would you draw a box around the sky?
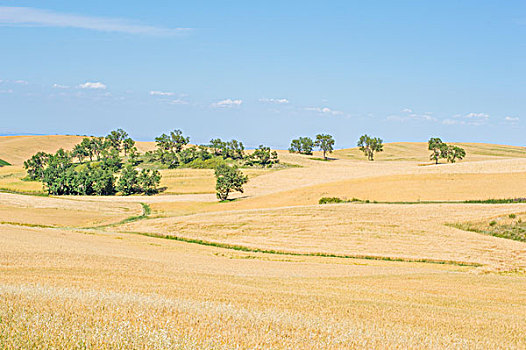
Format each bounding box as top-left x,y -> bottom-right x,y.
0,1 -> 525,149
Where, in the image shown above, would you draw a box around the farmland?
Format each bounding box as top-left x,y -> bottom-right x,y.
1,136 -> 526,348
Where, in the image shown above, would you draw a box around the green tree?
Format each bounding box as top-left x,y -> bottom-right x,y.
91,167 -> 116,195
24,151 -> 50,180
117,165 -> 139,195
138,169 -> 161,195
214,164 -> 248,201
289,139 -> 301,153
314,134 -> 335,160
428,137 -> 448,164
42,149 -> 74,195
89,137 -> 105,161
446,145 -> 466,163
107,129 -> 129,152
246,145 -> 279,167
357,135 -> 384,161
209,138 -> 225,156
123,137 -> 136,156
289,137 -> 314,155
155,130 -> 189,153
72,143 -> 89,163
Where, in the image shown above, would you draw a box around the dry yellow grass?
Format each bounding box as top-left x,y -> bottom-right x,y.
1,224 -> 525,349
1,136 -> 526,348
159,168 -> 275,194
119,203 -> 526,272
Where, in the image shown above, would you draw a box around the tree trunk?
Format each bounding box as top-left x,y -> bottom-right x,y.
323,150 -> 326,160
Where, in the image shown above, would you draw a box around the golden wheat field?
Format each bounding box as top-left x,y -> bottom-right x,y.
1,136 -> 526,349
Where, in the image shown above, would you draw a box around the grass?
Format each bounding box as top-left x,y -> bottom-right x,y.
90,203 -> 151,229
450,212 -> 526,242
0,159 -> 10,166
122,229 -> 481,267
319,197 -> 526,205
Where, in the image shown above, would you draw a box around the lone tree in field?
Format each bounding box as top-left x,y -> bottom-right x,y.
289,137 -> 314,155
357,134 -> 384,161
214,164 -> 248,201
428,137 -> 448,164
446,145 -> 466,163
314,134 -> 335,160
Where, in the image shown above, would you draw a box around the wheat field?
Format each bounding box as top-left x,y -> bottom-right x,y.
1,136 -> 526,348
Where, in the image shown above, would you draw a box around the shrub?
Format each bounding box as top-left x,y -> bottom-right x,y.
489,220 -> 497,227
509,214 -> 517,219
319,197 -> 345,204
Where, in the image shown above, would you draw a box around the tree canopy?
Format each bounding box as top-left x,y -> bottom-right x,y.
357,135 -> 383,161
314,134 -> 335,160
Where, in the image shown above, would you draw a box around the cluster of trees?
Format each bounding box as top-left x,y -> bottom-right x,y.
289,134 -> 384,161
24,129 -> 161,195
147,130 -> 279,169
357,134 -> 384,161
289,134 -> 335,160
428,138 -> 466,164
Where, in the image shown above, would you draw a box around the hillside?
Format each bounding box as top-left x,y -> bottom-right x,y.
333,142 -> 526,162
0,135 -> 156,166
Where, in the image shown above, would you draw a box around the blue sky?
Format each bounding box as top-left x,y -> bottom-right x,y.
0,1 -> 524,148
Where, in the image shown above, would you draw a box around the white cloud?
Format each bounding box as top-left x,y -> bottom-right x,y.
150,90 -> 175,96
305,106 -> 344,116
0,89 -> 13,94
505,116 -> 519,122
52,83 -> 69,89
442,118 -> 460,125
14,80 -> 28,85
387,113 -> 436,122
259,98 -> 289,104
169,99 -> 188,105
212,99 -> 243,108
463,112 -> 489,120
79,81 -> 107,89
0,7 -> 190,36
401,108 -> 413,113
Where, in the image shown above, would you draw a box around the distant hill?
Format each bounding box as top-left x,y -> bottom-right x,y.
333,142 -> 526,162
0,135 -> 156,166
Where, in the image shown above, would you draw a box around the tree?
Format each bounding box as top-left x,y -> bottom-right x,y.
289,137 -> 314,155
214,164 -> 248,201
24,152 -> 50,180
42,149 -> 74,195
246,145 -> 279,167
314,134 -> 335,160
357,135 -> 384,161
79,137 -> 95,161
107,129 -> 129,152
72,143 -> 89,163
446,145 -> 466,163
91,137 -> 106,161
289,139 -> 301,153
428,137 -> 448,164
138,169 -> 161,195
101,148 -> 122,172
117,165 -> 139,195
123,137 -> 135,156
223,140 -> 245,159
209,138 -> 225,156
